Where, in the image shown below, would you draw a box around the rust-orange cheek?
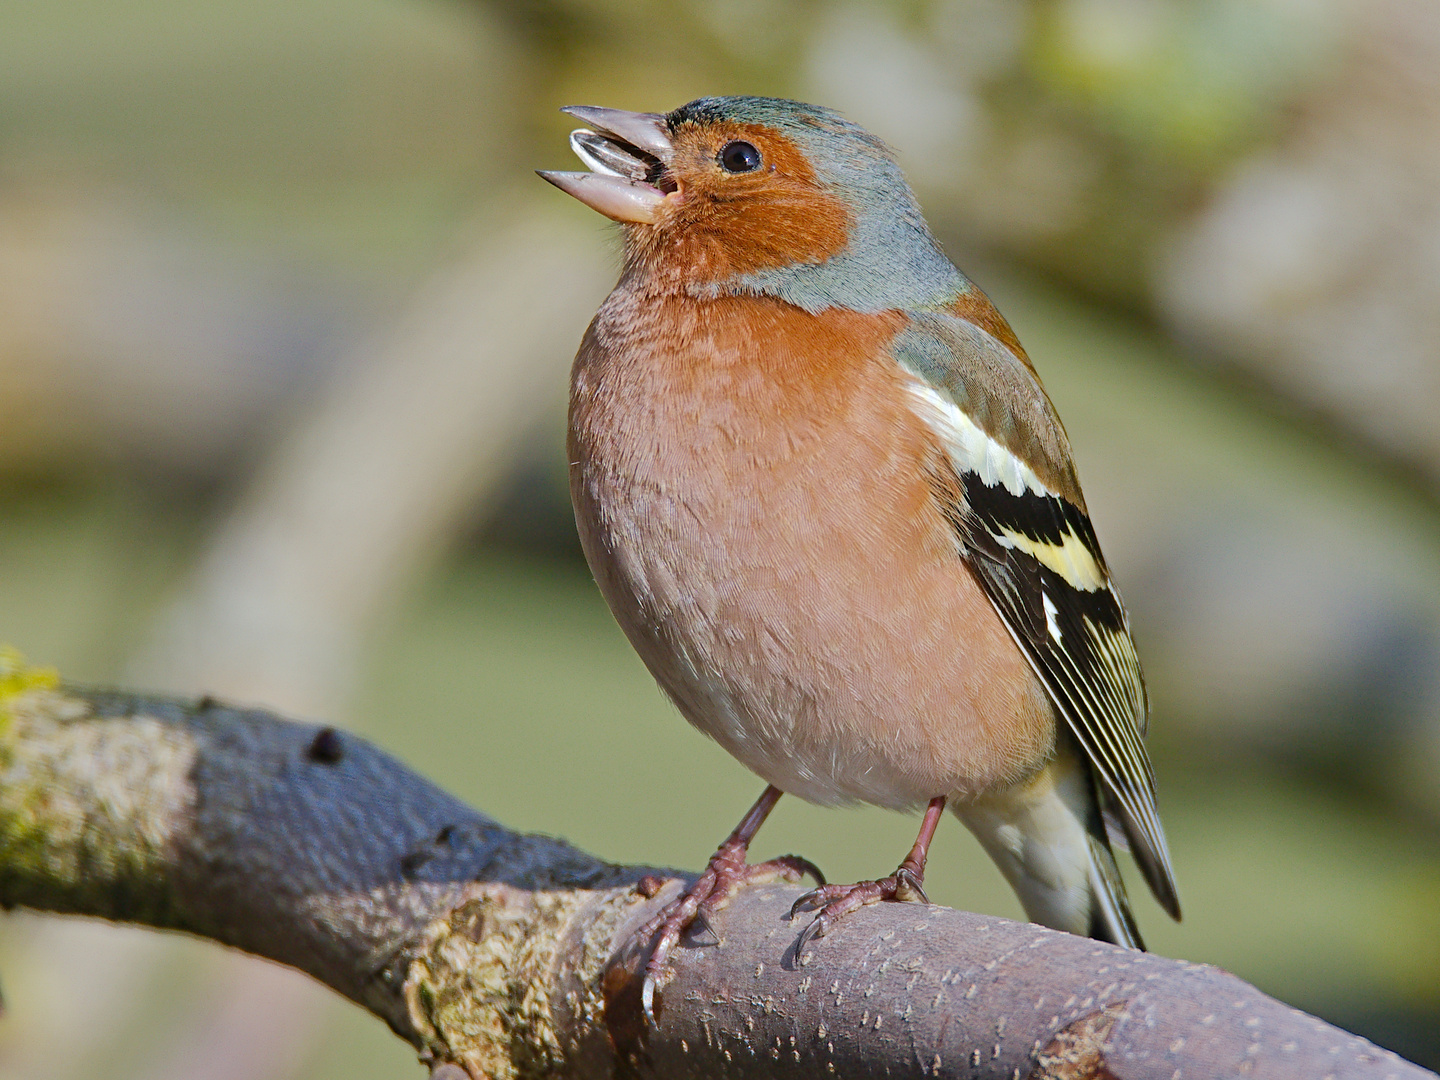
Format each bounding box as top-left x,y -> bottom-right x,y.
646,123 -> 853,284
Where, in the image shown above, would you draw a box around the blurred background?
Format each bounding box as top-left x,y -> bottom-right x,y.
1,0 -> 1438,1075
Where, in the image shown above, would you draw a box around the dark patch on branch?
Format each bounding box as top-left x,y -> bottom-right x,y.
306,725 -> 345,763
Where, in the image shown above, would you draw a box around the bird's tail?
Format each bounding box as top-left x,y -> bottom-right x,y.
953,744 -> 1143,949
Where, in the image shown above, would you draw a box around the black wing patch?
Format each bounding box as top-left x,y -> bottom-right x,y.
935,466 -> 1181,920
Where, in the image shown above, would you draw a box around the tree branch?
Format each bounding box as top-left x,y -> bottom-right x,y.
0,674 -> 1429,1080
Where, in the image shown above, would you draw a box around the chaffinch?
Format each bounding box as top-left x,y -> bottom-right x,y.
540,96 -> 1180,1018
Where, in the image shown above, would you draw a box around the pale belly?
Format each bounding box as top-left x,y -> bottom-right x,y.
569,344 -> 1054,810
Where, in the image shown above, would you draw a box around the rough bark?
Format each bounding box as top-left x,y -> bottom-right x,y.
0,672 -> 1429,1080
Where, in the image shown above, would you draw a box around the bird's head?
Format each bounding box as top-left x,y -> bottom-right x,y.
540,96 -> 966,312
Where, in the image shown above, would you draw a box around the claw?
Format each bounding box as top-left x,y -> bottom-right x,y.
893,867 -> 930,904
783,854 -> 827,887
687,908 -> 720,947
789,886 -> 826,920
641,971 -> 658,1027
795,910 -> 829,954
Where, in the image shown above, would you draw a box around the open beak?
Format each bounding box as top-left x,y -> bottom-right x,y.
537,106 -> 674,225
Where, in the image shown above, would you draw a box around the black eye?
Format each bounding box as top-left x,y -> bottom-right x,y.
719,140 -> 762,173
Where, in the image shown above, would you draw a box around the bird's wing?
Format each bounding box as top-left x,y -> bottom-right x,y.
893,310 -> 1180,919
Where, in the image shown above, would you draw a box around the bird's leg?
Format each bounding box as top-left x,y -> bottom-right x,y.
640,784 -> 823,1022
790,795 -> 947,951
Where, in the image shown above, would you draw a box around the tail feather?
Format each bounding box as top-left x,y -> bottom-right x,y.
1085,831 -> 1143,949
955,747 -> 1144,949
1099,779 -> 1182,922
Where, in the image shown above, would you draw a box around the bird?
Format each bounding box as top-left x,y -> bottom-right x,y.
539,96 -> 1180,1018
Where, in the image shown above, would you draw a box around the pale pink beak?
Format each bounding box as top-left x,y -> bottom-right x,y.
538,106 -> 673,225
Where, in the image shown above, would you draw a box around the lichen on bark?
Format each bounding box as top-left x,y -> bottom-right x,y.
403,883 -> 650,1079
0,656 -> 196,923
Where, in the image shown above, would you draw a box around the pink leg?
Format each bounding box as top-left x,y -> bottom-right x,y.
790,795 -> 947,952
639,785 -> 822,1023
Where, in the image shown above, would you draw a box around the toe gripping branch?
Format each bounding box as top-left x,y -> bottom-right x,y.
634,791 -> 949,1026
789,794 -> 947,954
636,786 -> 824,1025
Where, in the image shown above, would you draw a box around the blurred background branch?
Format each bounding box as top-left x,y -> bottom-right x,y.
1,0 -> 1438,1076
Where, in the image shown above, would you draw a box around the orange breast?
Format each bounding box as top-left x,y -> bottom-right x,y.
569,289 -> 1055,809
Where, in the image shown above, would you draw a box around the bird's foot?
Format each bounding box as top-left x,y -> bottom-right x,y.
789,867 -> 930,953
639,840 -> 823,1024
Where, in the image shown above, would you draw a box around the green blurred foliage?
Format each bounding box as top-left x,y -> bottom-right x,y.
1032,0 -> 1336,160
